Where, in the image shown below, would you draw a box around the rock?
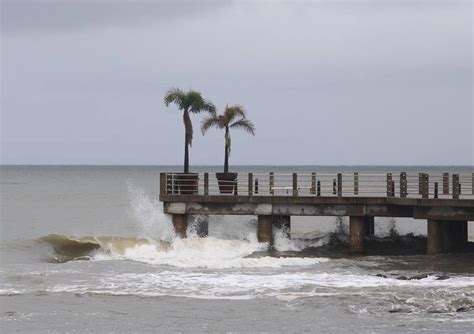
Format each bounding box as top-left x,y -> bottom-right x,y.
389,308 -> 411,314
409,274 -> 428,280
376,274 -> 387,278
436,275 -> 450,280
396,276 -> 408,280
456,307 -> 467,313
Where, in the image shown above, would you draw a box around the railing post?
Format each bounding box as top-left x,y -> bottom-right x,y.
248,173 -> 253,196
255,178 -> 259,194
234,175 -> 238,195
386,173 -> 393,197
421,173 -> 429,199
269,172 -> 274,195
434,182 -> 438,199
354,172 -> 359,195
453,174 -> 459,199
333,179 -> 337,195
443,172 -> 449,195
160,173 -> 167,195
418,173 -> 423,195
311,172 -> 316,195
293,173 -> 298,197
168,173 -> 179,195
472,173 -> 474,195
400,172 -> 407,198
317,180 -> 321,197
204,173 -> 209,195
337,173 -> 342,197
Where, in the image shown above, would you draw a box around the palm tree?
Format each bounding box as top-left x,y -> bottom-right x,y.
201,105 -> 255,173
164,88 -> 216,173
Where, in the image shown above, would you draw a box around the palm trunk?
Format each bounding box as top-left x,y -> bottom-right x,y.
184,132 -> 189,173
224,143 -> 229,173
224,128 -> 229,173
183,110 -> 190,174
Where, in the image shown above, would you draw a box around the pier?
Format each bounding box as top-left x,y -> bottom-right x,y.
159,172 -> 474,255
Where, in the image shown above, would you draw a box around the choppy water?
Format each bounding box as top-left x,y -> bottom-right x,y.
1,166 -> 473,333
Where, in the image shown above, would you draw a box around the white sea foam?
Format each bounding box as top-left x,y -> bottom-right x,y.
91,236 -> 329,268
30,272 -> 474,302
3,271 -> 474,299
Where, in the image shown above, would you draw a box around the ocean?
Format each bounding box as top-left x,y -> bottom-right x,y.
1,165 -> 473,333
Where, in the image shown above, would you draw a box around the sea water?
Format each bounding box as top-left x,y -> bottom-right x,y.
1,166 -> 473,333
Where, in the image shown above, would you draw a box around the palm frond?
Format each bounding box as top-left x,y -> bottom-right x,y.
164,88 -> 186,108
164,88 -> 216,115
191,97 -> 216,115
201,114 -> 223,135
223,105 -> 246,124
187,91 -> 216,114
229,118 -> 256,136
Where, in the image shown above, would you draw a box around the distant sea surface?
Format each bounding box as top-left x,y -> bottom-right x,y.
1,165 -> 473,333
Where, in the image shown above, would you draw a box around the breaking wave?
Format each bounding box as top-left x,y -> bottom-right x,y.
39,233 -> 328,268
36,183 -> 330,268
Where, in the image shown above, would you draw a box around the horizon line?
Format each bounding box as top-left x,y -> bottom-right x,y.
1,164 -> 473,167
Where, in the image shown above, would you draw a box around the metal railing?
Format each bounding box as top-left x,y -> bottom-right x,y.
160,172 -> 474,200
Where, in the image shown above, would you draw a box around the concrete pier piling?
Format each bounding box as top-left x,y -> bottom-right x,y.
350,216 -> 365,253
428,220 -> 468,254
172,214 -> 188,238
258,215 -> 273,244
427,220 -> 443,255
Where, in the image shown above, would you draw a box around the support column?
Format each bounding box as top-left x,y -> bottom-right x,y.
273,215 -> 291,238
428,220 -> 468,254
350,216 -> 365,253
364,216 -> 375,237
258,215 -> 273,244
172,214 -> 188,238
427,220 -> 442,255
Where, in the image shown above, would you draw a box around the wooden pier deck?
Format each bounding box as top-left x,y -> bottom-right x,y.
159,171 -> 474,255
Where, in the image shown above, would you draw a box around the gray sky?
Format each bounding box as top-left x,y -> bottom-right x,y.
1,0 -> 472,165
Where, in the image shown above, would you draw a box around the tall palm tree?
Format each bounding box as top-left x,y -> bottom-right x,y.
201,105 -> 255,173
164,88 -> 216,173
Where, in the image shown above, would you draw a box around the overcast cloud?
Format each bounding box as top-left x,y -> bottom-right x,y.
1,0 -> 472,165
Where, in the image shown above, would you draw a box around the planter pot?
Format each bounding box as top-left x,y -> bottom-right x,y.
216,172 -> 238,194
175,173 -> 199,195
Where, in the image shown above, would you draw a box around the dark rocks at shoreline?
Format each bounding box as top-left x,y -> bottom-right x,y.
375,273 -> 451,281
409,274 -> 428,280
389,307 -> 412,314
456,307 -> 469,313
